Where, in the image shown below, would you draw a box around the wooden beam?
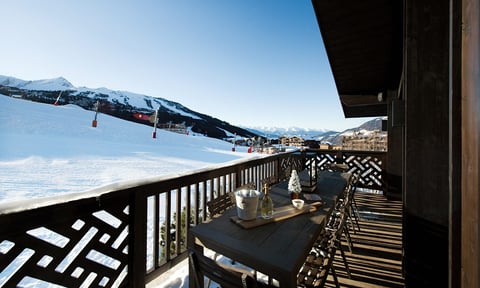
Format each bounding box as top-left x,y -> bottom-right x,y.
449,0 -> 463,286
461,0 -> 480,287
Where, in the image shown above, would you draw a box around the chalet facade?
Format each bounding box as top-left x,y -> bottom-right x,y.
341,130 -> 388,151
279,136 -> 305,147
158,122 -> 188,135
312,0 -> 479,286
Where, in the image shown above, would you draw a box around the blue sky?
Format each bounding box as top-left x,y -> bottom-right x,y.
0,1 -> 374,131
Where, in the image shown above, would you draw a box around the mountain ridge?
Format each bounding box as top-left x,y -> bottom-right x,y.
243,117 -> 384,146
0,75 -> 258,140
0,75 -> 383,143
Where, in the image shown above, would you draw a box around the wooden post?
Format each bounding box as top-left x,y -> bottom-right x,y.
129,188 -> 147,287
403,0 -> 450,285
152,108 -> 158,138
461,0 -> 480,286
92,100 -> 99,127
386,90 -> 403,200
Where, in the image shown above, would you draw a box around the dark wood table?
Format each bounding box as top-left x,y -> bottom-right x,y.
188,171 -> 351,287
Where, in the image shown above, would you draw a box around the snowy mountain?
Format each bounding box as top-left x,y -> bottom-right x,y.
244,118 -> 384,145
0,75 -> 384,145
0,76 -> 75,91
318,118 -> 385,145
242,126 -> 333,140
0,75 -> 257,141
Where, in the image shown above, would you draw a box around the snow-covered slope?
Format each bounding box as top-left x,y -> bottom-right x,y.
0,94 -> 259,204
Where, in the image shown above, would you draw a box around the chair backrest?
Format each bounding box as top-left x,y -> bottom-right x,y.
261,176 -> 277,187
350,173 -> 360,194
206,192 -> 235,219
189,249 -> 265,288
283,166 -> 292,181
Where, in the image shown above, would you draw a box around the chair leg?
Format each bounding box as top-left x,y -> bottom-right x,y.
343,225 -> 354,253
346,207 -> 356,233
350,197 -> 361,231
336,238 -> 352,279
330,265 -> 340,288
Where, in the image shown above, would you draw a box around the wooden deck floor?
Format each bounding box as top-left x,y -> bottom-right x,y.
324,191 -> 404,288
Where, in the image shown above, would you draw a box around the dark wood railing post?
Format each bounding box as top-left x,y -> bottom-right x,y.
129,188 -> 147,287
235,166 -> 242,187
337,150 -> 344,163
275,157 -> 280,182
175,188 -> 182,256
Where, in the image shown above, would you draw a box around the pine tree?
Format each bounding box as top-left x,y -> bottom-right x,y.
288,169 -> 302,193
160,207 -> 202,261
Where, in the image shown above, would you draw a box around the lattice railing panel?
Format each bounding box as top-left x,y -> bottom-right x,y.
278,156 -> 299,180
315,152 -> 339,170
0,198 -> 131,288
313,150 -> 386,191
342,154 -> 385,189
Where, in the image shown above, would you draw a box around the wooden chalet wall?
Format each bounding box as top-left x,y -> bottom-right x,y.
403,0 -> 451,286
403,0 -> 479,286
312,0 -> 478,286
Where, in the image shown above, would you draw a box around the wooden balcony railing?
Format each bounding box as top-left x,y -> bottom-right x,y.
309,149 -> 387,191
0,149 -> 386,287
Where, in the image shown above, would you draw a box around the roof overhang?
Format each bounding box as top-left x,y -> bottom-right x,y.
312,0 -> 403,118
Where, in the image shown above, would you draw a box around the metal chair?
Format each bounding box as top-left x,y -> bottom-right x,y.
323,208 -> 352,275
348,173 -> 361,230
189,249 -> 274,288
297,231 -> 342,287
338,173 -> 361,234
203,182 -> 257,287
297,181 -> 356,288
206,192 -> 235,219
261,175 -> 278,187
297,211 -> 352,288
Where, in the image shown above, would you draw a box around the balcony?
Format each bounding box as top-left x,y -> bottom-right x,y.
0,149 -> 402,287
0,0 -> 475,285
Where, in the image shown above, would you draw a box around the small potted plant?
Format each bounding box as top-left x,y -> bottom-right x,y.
288,169 -> 302,199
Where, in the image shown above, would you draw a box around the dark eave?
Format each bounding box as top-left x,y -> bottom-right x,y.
312,0 -> 403,118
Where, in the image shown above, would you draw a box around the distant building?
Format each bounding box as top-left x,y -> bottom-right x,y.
256,145 -> 281,154
341,130 -> 387,151
318,143 -> 332,150
158,122 -> 188,135
279,136 -> 305,148
304,139 -> 320,149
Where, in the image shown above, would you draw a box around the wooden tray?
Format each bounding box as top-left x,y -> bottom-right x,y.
230,201 -> 324,229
